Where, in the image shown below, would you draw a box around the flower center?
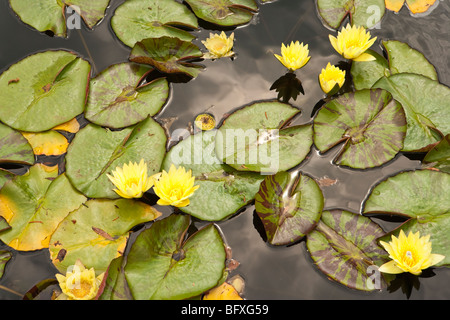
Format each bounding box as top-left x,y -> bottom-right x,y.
169,187 -> 183,201
69,279 -> 93,299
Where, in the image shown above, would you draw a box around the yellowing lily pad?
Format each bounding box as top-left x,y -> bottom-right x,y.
0,165 -> 86,251
385,0 -> 437,14
52,118 -> 80,133
49,198 -> 161,274
0,50 -> 90,132
22,131 -> 69,156
111,0 -> 198,48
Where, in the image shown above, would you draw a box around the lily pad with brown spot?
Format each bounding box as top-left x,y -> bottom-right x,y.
313,89 -> 406,169
0,122 -> 34,165
85,62 -> 169,129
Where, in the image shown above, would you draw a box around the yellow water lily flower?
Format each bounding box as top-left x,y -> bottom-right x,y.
153,164 -> 199,207
329,23 -> 377,62
55,260 -> 105,300
379,230 -> 445,275
318,62 -> 346,94
106,159 -> 158,199
274,41 -> 311,71
202,31 -> 235,59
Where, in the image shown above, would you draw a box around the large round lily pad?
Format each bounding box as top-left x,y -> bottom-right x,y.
162,129 -> 264,221
255,171 -> 324,245
184,0 -> 258,26
351,40 -> 438,90
111,0 -> 198,48
129,37 -> 204,79
363,169 -> 450,266
124,214 -> 227,300
49,198 -> 161,274
9,0 -> 110,37
215,101 -> 312,174
0,165 -> 86,251
85,62 -> 169,128
0,122 -> 34,165
0,50 -> 90,132
65,116 -> 167,199
313,89 -> 407,169
316,0 -> 385,30
373,73 -> 450,152
306,209 -> 389,291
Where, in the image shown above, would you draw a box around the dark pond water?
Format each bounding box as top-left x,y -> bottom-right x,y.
0,0 -> 449,300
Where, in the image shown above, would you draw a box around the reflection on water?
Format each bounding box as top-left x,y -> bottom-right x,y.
0,0 -> 449,299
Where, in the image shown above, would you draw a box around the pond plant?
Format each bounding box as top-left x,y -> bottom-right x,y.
0,0 -> 449,300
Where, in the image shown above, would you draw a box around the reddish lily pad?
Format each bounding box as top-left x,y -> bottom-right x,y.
184,0 -> 258,26
306,209 -> 389,291
255,171 -> 324,245
0,50 -> 90,132
111,0 -> 198,48
130,37 -> 204,79
313,89 -> 407,169
85,62 -> 169,129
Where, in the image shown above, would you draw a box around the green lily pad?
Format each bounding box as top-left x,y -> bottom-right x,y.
306,209 -> 389,291
124,214 -> 227,300
98,256 -> 133,300
313,89 -> 407,169
111,0 -> 198,48
423,134 -> 450,173
162,129 -> 264,221
373,73 -> 450,152
0,169 -> 15,190
0,50 -> 90,132
215,101 -> 312,173
65,116 -> 167,199
255,171 -> 324,245
85,62 -> 169,129
316,0 -> 385,30
49,198 -> 161,274
129,37 -> 204,79
0,122 -> 34,165
0,165 -> 87,251
0,251 -> 12,280
9,0 -> 110,37
351,40 -> 438,90
363,169 -> 450,266
184,0 -> 258,26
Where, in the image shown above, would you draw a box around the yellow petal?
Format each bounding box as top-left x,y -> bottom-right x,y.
353,52 -> 377,62
378,260 -> 405,274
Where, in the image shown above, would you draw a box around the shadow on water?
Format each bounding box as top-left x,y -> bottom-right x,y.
0,0 -> 449,300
